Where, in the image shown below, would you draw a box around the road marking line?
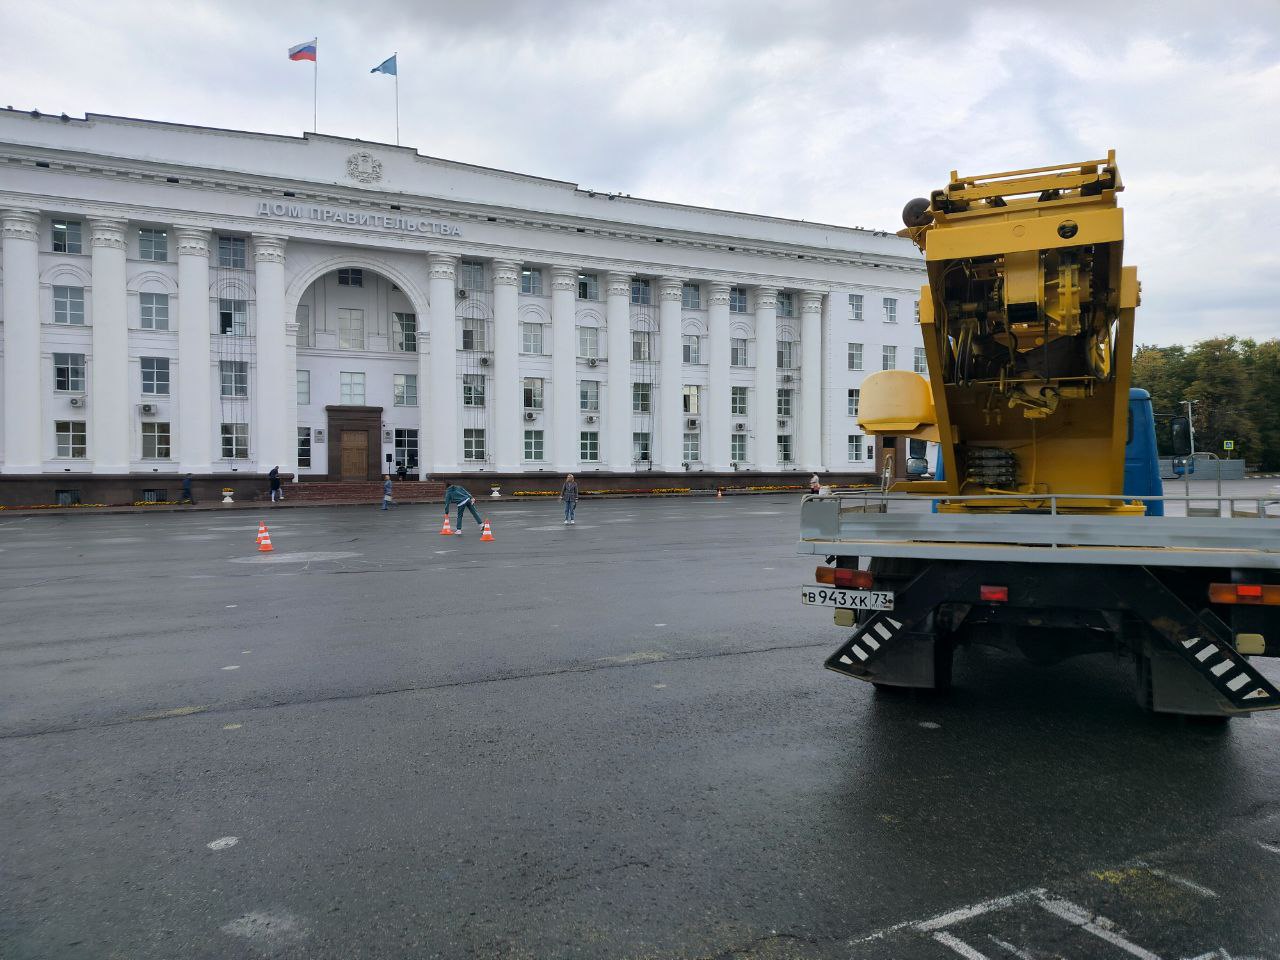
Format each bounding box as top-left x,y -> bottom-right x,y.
1257,840 -> 1280,855
223,723 -> 242,730
653,683 -> 667,689
916,889 -> 1046,932
226,604 -> 238,608
933,931 -> 991,959
222,665 -> 240,671
1037,896 -> 1161,960
987,935 -> 1037,960
919,721 -> 941,729
1132,862 -> 1219,898
207,836 -> 239,850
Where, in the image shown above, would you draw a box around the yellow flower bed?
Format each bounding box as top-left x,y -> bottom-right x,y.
0,502 -> 108,510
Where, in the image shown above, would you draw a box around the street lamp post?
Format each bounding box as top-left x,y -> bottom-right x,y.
1183,399 -> 1199,458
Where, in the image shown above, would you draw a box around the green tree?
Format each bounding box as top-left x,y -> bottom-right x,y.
1241,339 -> 1280,469
1185,337 -> 1257,460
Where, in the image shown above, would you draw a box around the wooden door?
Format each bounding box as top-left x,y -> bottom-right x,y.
340,430 -> 368,481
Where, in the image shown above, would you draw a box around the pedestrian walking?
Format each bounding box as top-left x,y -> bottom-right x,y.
561,473 -> 579,524
809,473 -> 821,495
442,483 -> 484,535
381,474 -> 395,510
182,473 -> 195,505
269,466 -> 283,502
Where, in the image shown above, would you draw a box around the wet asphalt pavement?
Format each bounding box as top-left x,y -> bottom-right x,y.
2,489 -> 1279,959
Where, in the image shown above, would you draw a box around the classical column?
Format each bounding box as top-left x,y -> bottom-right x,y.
175,227 -> 213,473
427,253 -> 458,474
605,271 -> 632,471
657,277 -> 684,471
706,282 -> 732,472
753,287 -> 778,470
89,218 -> 129,473
252,235 -> 292,475
492,260 -> 521,473
800,291 -> 823,470
1,210 -> 42,472
550,266 -> 578,471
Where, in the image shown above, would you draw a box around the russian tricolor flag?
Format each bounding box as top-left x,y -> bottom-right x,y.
288,39 -> 317,62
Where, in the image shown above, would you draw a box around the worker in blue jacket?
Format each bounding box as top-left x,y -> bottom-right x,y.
443,483 -> 485,535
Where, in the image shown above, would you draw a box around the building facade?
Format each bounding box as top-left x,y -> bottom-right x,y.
0,110 -> 925,500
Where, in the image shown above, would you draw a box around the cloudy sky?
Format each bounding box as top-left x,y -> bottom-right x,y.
2,0 -> 1277,345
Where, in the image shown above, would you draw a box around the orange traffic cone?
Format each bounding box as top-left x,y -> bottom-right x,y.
439,514 -> 453,536
480,519 -> 495,542
256,521 -> 268,544
258,525 -> 273,552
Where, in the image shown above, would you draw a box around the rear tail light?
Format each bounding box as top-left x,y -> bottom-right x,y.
815,566 -> 874,590
979,585 -> 1009,603
1209,583 -> 1280,605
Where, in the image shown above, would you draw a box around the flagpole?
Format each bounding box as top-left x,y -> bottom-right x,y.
394,52 -> 400,146
312,38 -> 318,132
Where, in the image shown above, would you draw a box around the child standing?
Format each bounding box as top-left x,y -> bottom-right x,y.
561,474 -> 579,524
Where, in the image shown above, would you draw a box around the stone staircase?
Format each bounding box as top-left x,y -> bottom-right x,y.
283,480 -> 446,505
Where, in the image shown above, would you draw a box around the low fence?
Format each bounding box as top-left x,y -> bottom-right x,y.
1158,458 -> 1246,481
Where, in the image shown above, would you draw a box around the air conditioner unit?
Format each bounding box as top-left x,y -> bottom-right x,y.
782,374 -> 794,383
587,357 -> 599,367
314,429 -> 326,444
585,415 -> 598,423
139,403 -> 157,416
69,396 -> 86,408
734,422 -> 746,431
382,428 -> 394,443
686,418 -> 699,430
524,410 -> 537,421
479,356 -> 490,366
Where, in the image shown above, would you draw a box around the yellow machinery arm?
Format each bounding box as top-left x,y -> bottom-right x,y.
859,152 -> 1141,513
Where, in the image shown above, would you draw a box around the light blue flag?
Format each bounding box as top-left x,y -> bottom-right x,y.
371,54 -> 397,76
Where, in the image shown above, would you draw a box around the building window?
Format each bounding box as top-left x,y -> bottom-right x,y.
681,283 -> 701,309
631,331 -> 652,361
914,301 -> 921,323
523,430 -> 545,461
577,326 -> 600,359
218,235 -> 246,268
848,342 -> 863,371
633,432 -> 651,462
53,353 -> 85,392
55,420 -> 87,458
462,316 -> 486,351
777,388 -> 793,418
731,432 -> 747,463
580,431 -> 599,462
521,267 -> 543,295
141,421 -> 171,459
395,428 -> 419,469
141,357 -> 170,396
459,261 -> 486,291
580,379 -> 599,411
53,285 -> 85,325
296,304 -> 314,347
140,292 -> 169,330
297,427 -> 312,468
463,428 -> 486,461
682,335 -> 701,364
52,219 -> 82,254
631,278 -> 652,305
682,385 -> 700,415
683,432 -> 700,462
729,287 -> 748,313
393,373 -> 417,407
778,434 -> 793,463
776,340 -> 795,370
393,312 -> 417,352
138,227 -> 168,262
849,294 -> 863,321
462,374 -> 486,407
731,386 -> 748,417
848,388 -> 859,417
523,377 -> 544,410
219,298 -> 248,336
577,272 -> 599,300
776,292 -> 795,318
340,371 -> 366,405
883,297 -> 897,323
220,422 -> 249,459
849,435 -> 864,461
337,308 -> 365,349
337,268 -> 363,287
914,347 -> 928,374
220,360 -> 248,397
297,369 -> 310,406
632,382 -> 651,414
882,345 -> 897,370
521,322 -> 545,354
731,338 -> 748,367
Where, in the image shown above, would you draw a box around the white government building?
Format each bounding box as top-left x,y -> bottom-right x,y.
0,108 -> 925,499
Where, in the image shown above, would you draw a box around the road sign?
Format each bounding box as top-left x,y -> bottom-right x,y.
1224,440 -> 1236,451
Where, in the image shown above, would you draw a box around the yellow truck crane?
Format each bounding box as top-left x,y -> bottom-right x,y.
799,154 -> 1280,717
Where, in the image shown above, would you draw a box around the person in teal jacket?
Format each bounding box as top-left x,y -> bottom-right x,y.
443,483 -> 484,535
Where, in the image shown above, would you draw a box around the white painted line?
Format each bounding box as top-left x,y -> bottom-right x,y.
223,723 -> 242,730
226,604 -> 238,608
653,683 -> 667,689
1257,840 -> 1280,855
241,650 -> 251,654
919,721 -> 941,729
986,935 -> 1036,960
1133,862 -> 1218,898
654,623 -> 667,627
207,836 -> 239,850
1037,896 -> 1161,960
221,665 -> 240,671
916,889 -> 1046,932
933,931 -> 991,959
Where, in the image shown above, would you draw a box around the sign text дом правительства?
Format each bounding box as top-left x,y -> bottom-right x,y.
255,202 -> 462,236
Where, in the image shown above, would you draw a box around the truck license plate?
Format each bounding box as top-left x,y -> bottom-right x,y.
800,586 -> 894,611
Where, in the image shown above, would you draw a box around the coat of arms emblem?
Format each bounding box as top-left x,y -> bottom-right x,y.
346,151 -> 383,183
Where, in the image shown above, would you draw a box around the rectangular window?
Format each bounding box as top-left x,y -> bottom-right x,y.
914,347 -> 928,374
219,298 -> 247,336
463,428 -> 486,461
633,431 -> 651,462
218,235 -> 247,268
883,297 -> 897,323
778,434 -> 793,463
683,432 -> 700,463
729,287 -> 748,313
520,266 -> 543,295
53,285 -> 85,325
340,371 -> 366,405
776,341 -> 795,370
55,420 -> 87,458
393,373 -> 417,407
521,322 -> 544,354
141,421 -> 171,459
462,374 -> 486,407
731,432 -> 747,463
220,360 -> 248,397
141,357 -> 170,396
681,283 -> 701,309
577,272 -> 599,300
914,301 -> 921,323
462,317 -> 486,351
848,388 -> 859,417
731,386 -> 748,417
848,342 -> 863,371
580,379 -> 599,411
777,388 -> 793,418
52,219 -> 82,254
337,308 -> 365,349
53,353 -> 85,392
849,293 -> 863,321
297,369 -> 310,406
393,312 -> 417,352
297,427 -> 312,468
523,377 -> 544,409
632,382 -> 651,414
459,261 -> 485,292
296,304 -> 314,347
849,434 -> 864,461
523,429 -> 545,462
220,422 -> 249,459
395,428 -> 419,469
580,431 -> 599,462
682,335 -> 701,364
776,291 -> 795,318
578,326 -> 600,359
631,331 -> 652,361
731,338 -> 748,367
882,345 -> 897,370
631,278 -> 652,305
140,292 -> 170,330
138,227 -> 168,262
337,268 -> 363,287
682,385 -> 700,415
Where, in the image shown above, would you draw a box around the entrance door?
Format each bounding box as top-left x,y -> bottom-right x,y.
340,430 -> 369,480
